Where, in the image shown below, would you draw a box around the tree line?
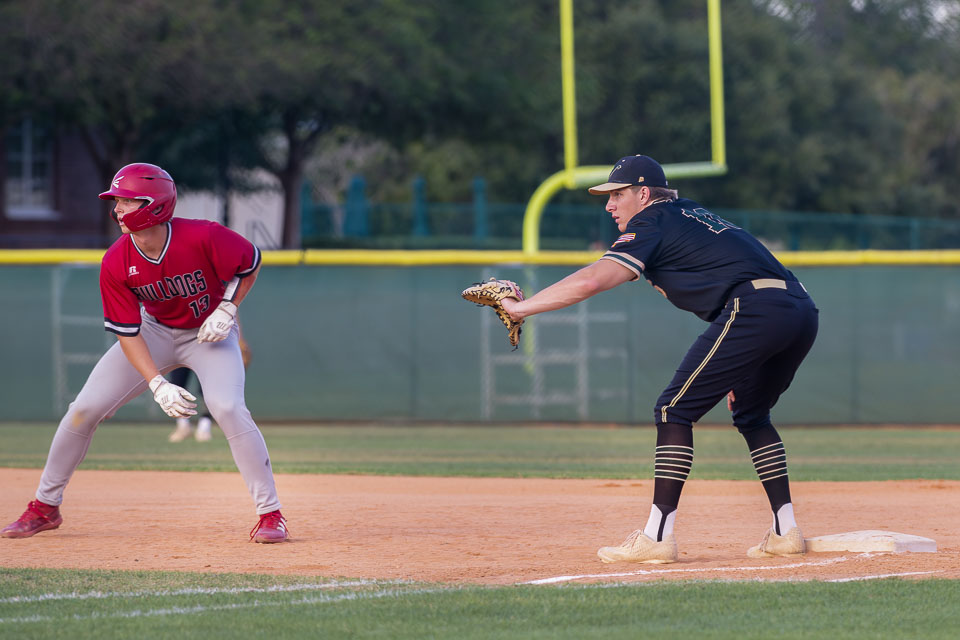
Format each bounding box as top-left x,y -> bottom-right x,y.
1,0 -> 957,248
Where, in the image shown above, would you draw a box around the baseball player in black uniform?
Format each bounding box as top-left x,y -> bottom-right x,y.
500,155 -> 818,563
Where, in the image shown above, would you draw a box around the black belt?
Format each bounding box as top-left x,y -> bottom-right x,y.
728,278 -> 807,300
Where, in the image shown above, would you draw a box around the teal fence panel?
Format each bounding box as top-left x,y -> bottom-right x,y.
302,191 -> 960,251
2,264 -> 959,424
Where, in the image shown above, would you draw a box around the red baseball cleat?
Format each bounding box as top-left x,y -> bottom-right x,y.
2,500 -> 63,539
249,510 -> 288,543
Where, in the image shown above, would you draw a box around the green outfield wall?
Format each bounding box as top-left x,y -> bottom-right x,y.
2,263 -> 958,425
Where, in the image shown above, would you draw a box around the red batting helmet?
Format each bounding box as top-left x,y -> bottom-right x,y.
99,163 -> 177,232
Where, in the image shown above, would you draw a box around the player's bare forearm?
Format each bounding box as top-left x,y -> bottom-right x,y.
117,334 -> 162,382
503,260 -> 634,321
231,264 -> 260,307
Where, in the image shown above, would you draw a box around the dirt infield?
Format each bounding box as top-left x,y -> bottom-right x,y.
0,468 -> 957,585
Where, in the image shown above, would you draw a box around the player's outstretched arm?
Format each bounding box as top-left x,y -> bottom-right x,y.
502,259 -> 634,321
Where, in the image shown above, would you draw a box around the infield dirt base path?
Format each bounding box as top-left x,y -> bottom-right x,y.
1,469 -> 957,585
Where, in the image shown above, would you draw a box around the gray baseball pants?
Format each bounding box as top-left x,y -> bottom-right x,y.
36,311 -> 281,515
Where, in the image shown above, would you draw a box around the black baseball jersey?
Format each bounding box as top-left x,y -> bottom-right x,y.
600,198 -> 797,321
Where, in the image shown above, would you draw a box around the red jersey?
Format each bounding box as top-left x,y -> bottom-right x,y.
100,218 -> 261,335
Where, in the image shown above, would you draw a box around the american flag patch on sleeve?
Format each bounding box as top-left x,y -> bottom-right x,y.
612,233 -> 636,246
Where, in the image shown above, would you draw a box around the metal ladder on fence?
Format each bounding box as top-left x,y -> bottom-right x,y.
480,272 -> 629,420
51,265 -> 153,415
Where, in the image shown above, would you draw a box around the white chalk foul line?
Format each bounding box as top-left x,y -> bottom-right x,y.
523,554 -> 859,585
0,578 -> 405,604
826,571 -> 942,583
0,585 -> 449,625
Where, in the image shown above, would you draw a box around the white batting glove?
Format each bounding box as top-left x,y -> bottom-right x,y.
149,375 -> 198,418
197,301 -> 237,343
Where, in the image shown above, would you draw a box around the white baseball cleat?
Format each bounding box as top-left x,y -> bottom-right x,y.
195,416 -> 213,442
747,526 -> 805,558
168,418 -> 194,443
597,529 -> 678,564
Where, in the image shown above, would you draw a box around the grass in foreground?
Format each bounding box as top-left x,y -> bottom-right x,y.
0,423 -> 958,481
0,568 -> 957,640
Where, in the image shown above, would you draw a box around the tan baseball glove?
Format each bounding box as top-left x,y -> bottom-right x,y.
461,278 -> 525,349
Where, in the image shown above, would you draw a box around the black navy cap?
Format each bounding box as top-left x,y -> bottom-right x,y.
588,155 -> 668,194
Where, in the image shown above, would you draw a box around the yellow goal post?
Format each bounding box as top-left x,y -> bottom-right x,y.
521,0 -> 728,255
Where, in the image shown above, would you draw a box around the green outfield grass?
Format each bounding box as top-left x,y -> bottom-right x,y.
0,568 -> 958,639
0,423 -> 958,481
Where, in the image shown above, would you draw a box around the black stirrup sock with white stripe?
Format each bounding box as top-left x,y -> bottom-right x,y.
644,423 -> 693,541
743,424 -> 793,530
652,422 -> 693,510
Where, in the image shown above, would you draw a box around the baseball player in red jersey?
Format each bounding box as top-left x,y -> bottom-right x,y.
1,163 -> 288,543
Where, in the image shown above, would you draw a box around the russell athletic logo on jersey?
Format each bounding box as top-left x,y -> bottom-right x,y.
613,233 -> 636,246
131,270 -> 208,302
